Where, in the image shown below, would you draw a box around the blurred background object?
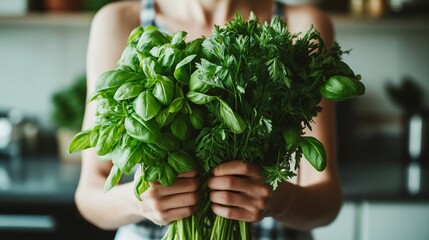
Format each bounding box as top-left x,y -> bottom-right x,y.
51,75 -> 86,163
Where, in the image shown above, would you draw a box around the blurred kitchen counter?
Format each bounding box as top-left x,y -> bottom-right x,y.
0,156 -> 80,205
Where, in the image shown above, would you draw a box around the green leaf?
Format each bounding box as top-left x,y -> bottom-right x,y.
153,75 -> 175,105
156,109 -> 176,128
144,165 -> 160,182
185,38 -> 204,55
137,28 -> 170,54
114,82 -> 144,101
158,164 -> 177,186
96,124 -> 119,156
186,91 -> 216,105
168,150 -> 196,174
189,70 -> 210,93
300,136 -> 327,171
133,90 -> 161,121
189,108 -> 204,129
90,125 -> 101,147
218,99 -> 247,134
68,129 -> 92,153
112,141 -> 142,175
134,174 -> 150,201
283,128 -> 300,151
171,31 -> 187,48
127,26 -> 144,46
174,54 -> 197,84
142,143 -> 166,165
169,98 -> 184,113
158,46 -> 176,69
124,115 -> 160,144
141,57 -> 161,79
93,70 -> 144,95
170,114 -> 188,141
321,75 -> 365,101
157,133 -> 180,152
104,165 -> 122,193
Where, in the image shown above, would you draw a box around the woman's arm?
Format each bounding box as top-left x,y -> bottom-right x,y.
75,1 -> 199,230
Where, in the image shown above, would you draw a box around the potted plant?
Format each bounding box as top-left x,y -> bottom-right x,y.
51,75 -> 86,162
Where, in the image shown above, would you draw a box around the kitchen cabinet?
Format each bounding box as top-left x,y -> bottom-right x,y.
313,201 -> 429,240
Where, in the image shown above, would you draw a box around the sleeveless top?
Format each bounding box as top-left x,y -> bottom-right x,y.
114,1 -> 314,239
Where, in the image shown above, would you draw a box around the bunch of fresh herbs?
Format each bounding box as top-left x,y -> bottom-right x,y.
69,13 -> 364,240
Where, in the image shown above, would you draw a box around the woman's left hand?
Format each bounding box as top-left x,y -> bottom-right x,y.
208,160 -> 274,222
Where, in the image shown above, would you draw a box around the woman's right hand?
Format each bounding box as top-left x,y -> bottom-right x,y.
135,170 -> 200,225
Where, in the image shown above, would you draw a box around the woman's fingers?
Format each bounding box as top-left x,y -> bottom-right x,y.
208,175 -> 271,198
210,190 -> 268,211
149,177 -> 199,196
212,161 -> 260,178
211,203 -> 264,223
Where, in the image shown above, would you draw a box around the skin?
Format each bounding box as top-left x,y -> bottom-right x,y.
75,0 -> 342,232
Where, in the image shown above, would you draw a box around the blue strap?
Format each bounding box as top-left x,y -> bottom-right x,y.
140,0 -> 157,27
274,1 -> 285,18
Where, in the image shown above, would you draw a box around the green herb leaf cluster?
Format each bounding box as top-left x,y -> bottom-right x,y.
69,26 -> 203,198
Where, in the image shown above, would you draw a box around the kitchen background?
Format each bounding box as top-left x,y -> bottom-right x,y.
1,0 -> 429,239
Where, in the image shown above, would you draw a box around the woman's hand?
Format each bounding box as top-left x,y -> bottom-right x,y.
208,161 -> 276,222
135,170 -> 200,225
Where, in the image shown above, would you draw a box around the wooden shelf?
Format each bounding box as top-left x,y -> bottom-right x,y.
1,12 -> 428,31
0,12 -> 94,27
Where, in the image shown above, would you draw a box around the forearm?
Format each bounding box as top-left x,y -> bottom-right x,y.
271,180 -> 343,231
75,178 -> 144,230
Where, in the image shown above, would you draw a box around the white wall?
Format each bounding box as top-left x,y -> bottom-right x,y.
0,23 -> 89,128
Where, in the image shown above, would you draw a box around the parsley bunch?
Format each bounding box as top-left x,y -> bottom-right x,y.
69,13 -> 364,240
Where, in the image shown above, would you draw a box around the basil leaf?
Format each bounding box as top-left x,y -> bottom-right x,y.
137,28 -> 170,54
124,115 -> 160,144
171,31 -> 187,48
153,75 -> 175,105
90,125 -> 101,147
186,91 -> 216,105
174,54 -> 196,84
114,82 -> 144,101
104,165 -> 122,193
321,75 -> 365,101
96,124 -> 119,156
142,143 -> 165,165
169,98 -> 184,113
170,114 -> 188,141
157,133 -> 180,152
168,150 -> 196,174
118,47 -> 141,72
141,57 -> 161,79
189,70 -> 210,93
283,128 -> 300,151
127,26 -> 143,46
112,141 -> 142,175
133,90 -> 161,121
218,99 -> 247,134
158,164 -> 177,186
185,38 -> 203,55
144,165 -> 160,182
134,174 -> 150,201
300,136 -> 327,171
189,108 -> 204,130
158,46 -> 176,69
68,129 -> 92,153
156,109 -> 176,128
94,70 -> 144,95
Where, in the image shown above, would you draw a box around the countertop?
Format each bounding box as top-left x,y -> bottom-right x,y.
0,156 -> 80,205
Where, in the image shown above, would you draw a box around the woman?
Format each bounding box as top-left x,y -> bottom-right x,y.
75,0 -> 342,239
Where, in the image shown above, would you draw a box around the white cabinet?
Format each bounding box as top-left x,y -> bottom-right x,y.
313,201 -> 429,240
361,202 -> 429,240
